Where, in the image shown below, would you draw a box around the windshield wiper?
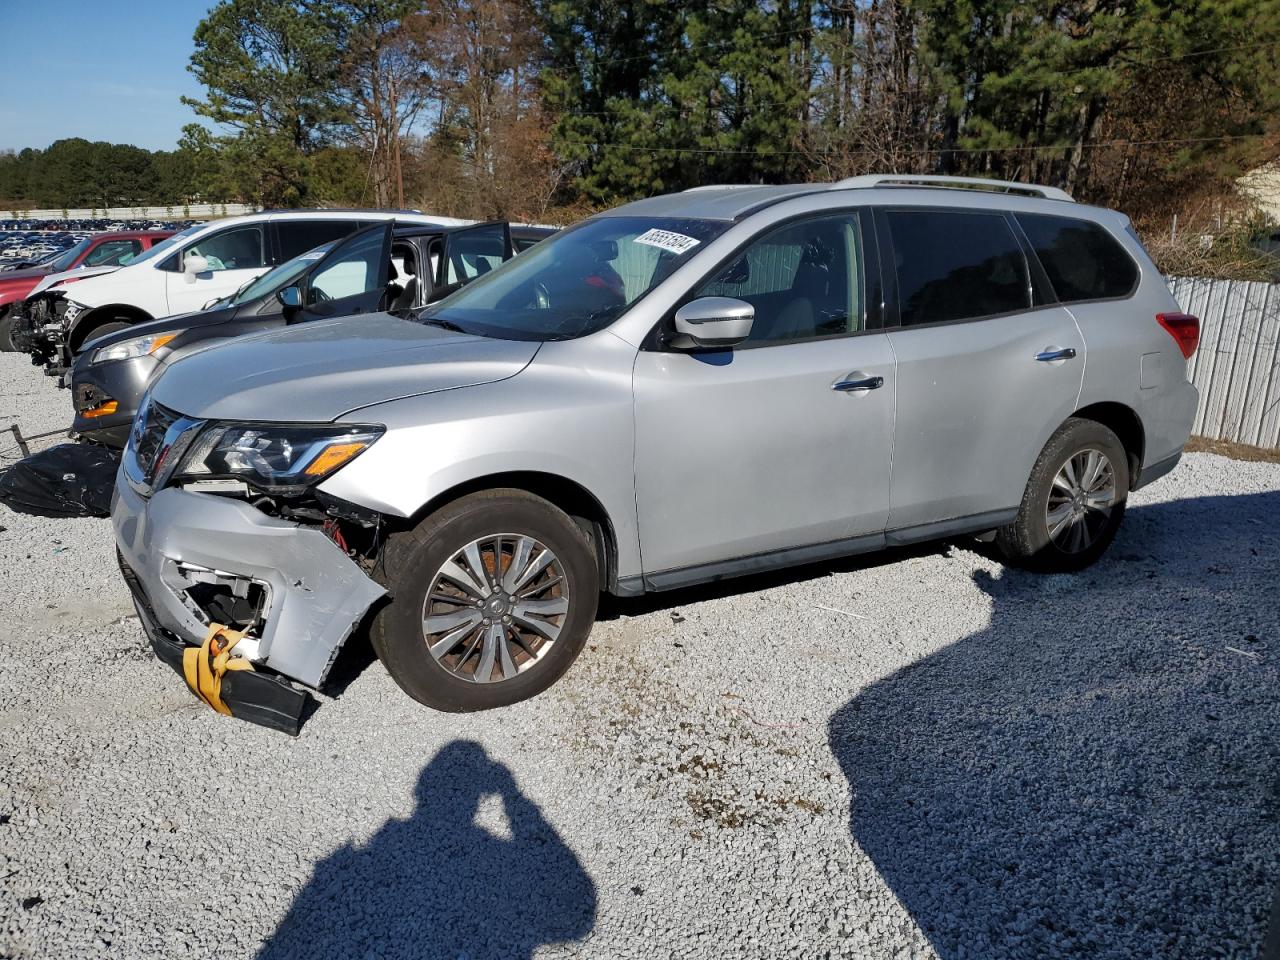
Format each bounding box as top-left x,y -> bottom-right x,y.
416,313 -> 469,334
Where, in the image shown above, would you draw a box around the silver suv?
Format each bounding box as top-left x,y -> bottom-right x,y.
112,175 -> 1200,729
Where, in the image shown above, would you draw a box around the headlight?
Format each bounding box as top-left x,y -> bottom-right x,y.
171,422 -> 384,493
91,331 -> 182,364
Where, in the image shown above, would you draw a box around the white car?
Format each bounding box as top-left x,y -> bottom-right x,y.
33,209 -> 469,368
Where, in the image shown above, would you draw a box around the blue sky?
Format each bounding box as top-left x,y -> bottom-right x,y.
0,0 -> 217,152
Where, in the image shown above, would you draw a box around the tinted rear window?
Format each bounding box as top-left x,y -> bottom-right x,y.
885,210 -> 1030,326
275,219 -> 367,262
1016,213 -> 1138,302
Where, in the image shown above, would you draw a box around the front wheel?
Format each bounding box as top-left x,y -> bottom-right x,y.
74,320 -> 132,355
370,489 -> 599,711
0,307 -> 15,352
997,418 -> 1129,572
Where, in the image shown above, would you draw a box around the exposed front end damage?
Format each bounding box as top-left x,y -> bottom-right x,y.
11,290 -> 67,371
113,480 -> 387,703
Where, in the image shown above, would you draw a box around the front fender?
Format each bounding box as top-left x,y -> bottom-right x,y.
319,333 -> 643,581
69,305 -> 154,350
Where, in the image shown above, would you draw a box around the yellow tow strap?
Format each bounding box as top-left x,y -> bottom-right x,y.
182,623 -> 255,716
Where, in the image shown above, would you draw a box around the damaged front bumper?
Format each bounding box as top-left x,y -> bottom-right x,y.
112,479 -> 387,725
11,292 -> 66,369
70,352 -> 157,448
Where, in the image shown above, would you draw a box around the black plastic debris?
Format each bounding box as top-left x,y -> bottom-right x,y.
0,444 -> 120,518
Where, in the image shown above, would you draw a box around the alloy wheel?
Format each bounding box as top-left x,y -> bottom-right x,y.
420,533 -> 569,683
1045,448 -> 1117,553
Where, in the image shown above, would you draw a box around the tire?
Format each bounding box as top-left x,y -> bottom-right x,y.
997,418 -> 1130,572
370,489 -> 600,711
0,307 -> 15,352
74,320 -> 131,355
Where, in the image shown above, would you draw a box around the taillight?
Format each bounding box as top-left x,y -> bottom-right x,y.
1156,312 -> 1199,359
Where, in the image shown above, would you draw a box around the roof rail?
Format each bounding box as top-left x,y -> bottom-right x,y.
682,184 -> 772,192
834,174 -> 1074,202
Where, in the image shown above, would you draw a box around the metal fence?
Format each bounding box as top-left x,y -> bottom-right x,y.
1,203 -> 258,220
1168,276 -> 1280,449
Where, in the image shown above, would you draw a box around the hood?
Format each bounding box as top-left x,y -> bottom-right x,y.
0,268 -> 47,305
151,312 -> 540,422
0,263 -> 55,284
31,264 -> 120,298
0,258 -> 55,274
85,307 -> 234,352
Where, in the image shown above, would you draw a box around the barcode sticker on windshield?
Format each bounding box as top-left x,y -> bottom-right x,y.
633,229 -> 701,255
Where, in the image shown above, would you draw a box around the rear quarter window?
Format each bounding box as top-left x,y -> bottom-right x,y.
1016,213 -> 1138,302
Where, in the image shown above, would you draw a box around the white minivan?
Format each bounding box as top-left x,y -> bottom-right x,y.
26,209 -> 468,370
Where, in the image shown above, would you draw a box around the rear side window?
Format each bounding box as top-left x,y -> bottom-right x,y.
1016,214 -> 1138,302
443,224 -> 507,285
276,219 -> 366,262
884,210 -> 1030,326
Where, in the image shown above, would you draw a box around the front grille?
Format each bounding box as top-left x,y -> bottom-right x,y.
132,399 -> 181,482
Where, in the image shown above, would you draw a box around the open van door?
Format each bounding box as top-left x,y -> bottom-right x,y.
426,221 -> 512,304
281,221 -> 395,322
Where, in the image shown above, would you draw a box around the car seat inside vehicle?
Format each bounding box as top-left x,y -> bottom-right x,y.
391,243 -> 417,310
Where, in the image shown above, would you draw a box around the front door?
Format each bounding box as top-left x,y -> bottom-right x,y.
633,211 -> 896,576
165,223 -> 268,315
296,222 -> 394,321
876,207 -> 1086,530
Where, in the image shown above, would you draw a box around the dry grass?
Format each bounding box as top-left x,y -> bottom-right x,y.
1186,435 -> 1280,464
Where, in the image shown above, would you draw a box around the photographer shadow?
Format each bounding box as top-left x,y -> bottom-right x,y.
829,491 -> 1280,958
258,740 -> 597,960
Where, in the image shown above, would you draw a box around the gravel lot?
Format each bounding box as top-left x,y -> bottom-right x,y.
1,351 -> 1277,959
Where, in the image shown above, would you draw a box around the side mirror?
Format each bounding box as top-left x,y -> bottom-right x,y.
277,285 -> 302,314
183,254 -> 209,283
671,296 -> 754,349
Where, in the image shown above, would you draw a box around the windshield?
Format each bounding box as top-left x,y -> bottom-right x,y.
122,223 -> 203,267
227,241 -> 335,305
421,216 -> 728,340
49,239 -> 93,270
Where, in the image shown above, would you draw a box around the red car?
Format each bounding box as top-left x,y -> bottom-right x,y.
0,231 -> 173,350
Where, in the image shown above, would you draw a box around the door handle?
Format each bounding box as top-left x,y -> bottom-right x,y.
833,374 -> 884,392
1035,347 -> 1077,362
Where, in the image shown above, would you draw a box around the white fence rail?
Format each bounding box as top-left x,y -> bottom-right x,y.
1169,276 -> 1280,449
1,203 -> 257,220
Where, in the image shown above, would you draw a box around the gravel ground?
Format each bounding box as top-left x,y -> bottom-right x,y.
1,351 -> 1277,960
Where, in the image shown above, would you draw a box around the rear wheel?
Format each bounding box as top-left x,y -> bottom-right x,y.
370,489 -> 599,711
997,418 -> 1129,572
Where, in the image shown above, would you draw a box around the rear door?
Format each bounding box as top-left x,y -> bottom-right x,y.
436,222 -> 512,290
878,206 -> 1085,532
296,222 -> 394,321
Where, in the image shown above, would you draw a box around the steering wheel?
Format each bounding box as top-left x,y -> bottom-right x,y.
309,285 -> 332,304
534,280 -> 551,310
